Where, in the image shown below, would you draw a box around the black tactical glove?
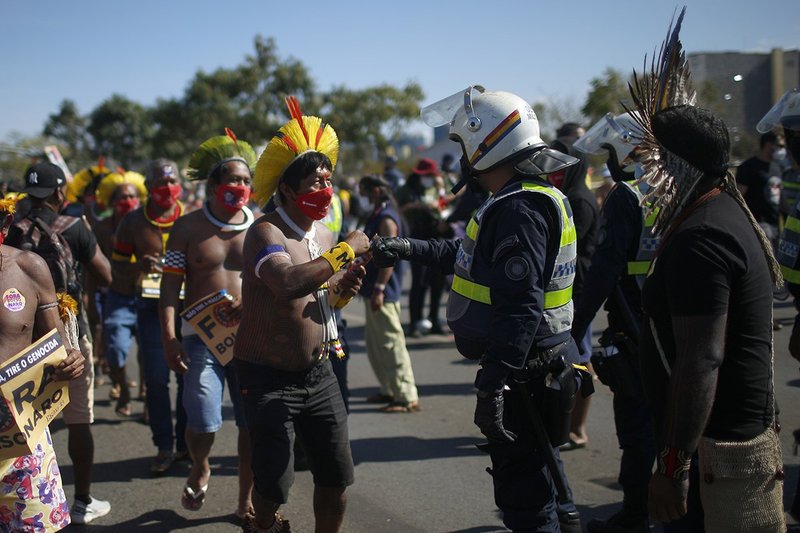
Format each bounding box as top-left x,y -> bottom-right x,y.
474,390 -> 516,443
370,237 -> 411,268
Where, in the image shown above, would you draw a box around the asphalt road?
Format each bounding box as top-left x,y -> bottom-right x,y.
51,293 -> 800,532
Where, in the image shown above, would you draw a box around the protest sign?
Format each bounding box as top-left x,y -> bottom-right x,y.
0,329 -> 69,460
180,290 -> 238,365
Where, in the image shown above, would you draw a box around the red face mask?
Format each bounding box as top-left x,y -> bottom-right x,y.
114,197 -> 139,218
216,184 -> 250,213
150,184 -> 182,209
294,187 -> 333,220
548,170 -> 565,190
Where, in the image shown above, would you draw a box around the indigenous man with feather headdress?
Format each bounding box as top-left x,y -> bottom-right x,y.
158,130 -> 256,520
0,194 -> 84,532
627,8 -> 785,531
111,158 -> 188,474
234,97 -> 369,533
93,171 -> 147,417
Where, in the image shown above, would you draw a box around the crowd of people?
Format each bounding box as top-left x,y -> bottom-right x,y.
2,7 -> 800,533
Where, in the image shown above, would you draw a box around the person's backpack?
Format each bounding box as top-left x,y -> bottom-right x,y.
16,215 -> 81,296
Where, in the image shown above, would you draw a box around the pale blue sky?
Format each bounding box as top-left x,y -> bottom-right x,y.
2,0 -> 799,143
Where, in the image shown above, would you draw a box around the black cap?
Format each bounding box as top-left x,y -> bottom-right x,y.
23,162 -> 67,199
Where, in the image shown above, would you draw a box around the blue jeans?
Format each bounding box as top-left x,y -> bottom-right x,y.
135,296 -> 186,452
103,290 -> 136,369
182,334 -> 246,433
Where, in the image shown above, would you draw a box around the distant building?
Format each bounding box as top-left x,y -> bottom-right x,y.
689,48 -> 800,146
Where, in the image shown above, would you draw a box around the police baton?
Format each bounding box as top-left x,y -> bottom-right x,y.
511,381 -> 569,501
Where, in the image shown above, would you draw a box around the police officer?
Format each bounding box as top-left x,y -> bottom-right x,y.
371,86 -> 588,532
757,89 -> 800,519
571,113 -> 657,533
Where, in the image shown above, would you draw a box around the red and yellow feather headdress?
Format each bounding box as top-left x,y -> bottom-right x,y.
253,96 -> 339,206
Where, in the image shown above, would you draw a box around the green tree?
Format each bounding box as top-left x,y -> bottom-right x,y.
42,99 -> 91,167
0,133 -> 56,188
322,82 -> 424,170
151,36 -> 316,161
87,94 -> 153,168
581,68 -> 630,123
533,96 -> 585,141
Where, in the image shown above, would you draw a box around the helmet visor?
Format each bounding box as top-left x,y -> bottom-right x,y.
574,113 -> 642,156
757,89 -> 800,133
421,85 -> 485,127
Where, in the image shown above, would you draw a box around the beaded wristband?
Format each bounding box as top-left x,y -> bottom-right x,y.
657,446 -> 691,481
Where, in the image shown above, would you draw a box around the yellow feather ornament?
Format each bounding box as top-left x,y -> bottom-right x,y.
95,171 -> 147,208
253,97 -> 339,206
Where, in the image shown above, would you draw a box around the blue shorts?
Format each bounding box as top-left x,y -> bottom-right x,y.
103,290 -> 137,369
182,334 -> 247,433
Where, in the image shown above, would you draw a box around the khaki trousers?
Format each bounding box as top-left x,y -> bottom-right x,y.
364,300 -> 418,404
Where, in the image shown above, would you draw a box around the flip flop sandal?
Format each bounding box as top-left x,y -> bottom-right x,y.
181,483 -> 208,511
559,438 -> 587,452
115,403 -> 132,418
380,401 -> 422,413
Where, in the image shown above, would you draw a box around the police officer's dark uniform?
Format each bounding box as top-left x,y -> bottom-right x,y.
570,113 -> 657,533
372,86 -> 589,532
758,89 -> 800,520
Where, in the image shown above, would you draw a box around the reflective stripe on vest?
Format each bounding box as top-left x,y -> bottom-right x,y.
620,181 -> 660,286
448,180 -> 576,337
778,202 -> 800,284
321,194 -> 343,236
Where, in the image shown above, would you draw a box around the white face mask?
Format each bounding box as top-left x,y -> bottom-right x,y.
420,177 -> 435,189
774,147 -> 787,161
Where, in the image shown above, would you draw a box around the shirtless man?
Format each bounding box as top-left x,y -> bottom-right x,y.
0,197 -> 84,531
159,133 -> 257,519
95,172 -> 146,416
112,159 -> 187,473
235,110 -> 368,532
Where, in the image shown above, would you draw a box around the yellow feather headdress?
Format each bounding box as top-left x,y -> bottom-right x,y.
95,171 -> 147,208
253,96 -> 339,206
66,159 -> 111,203
0,192 -> 25,216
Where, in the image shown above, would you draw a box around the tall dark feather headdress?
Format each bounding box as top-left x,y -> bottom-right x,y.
624,6 -> 782,285
622,6 -> 702,237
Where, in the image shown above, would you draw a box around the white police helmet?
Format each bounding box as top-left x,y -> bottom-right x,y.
757,89 -> 800,132
574,112 -> 643,165
422,86 -> 577,187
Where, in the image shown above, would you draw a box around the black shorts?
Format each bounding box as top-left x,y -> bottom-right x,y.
237,358 -> 354,504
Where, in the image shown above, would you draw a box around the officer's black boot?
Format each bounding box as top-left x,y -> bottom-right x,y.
586,486 -> 649,533
557,510 -> 581,533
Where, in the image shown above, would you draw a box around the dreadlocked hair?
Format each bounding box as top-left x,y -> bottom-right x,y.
721,173 -> 783,287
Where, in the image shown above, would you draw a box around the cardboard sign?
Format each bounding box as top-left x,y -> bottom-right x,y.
0,329 -> 70,461
43,145 -> 73,181
180,290 -> 238,365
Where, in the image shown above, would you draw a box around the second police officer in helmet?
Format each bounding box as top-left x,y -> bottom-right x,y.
571,112 -> 658,533
371,86 -> 592,532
